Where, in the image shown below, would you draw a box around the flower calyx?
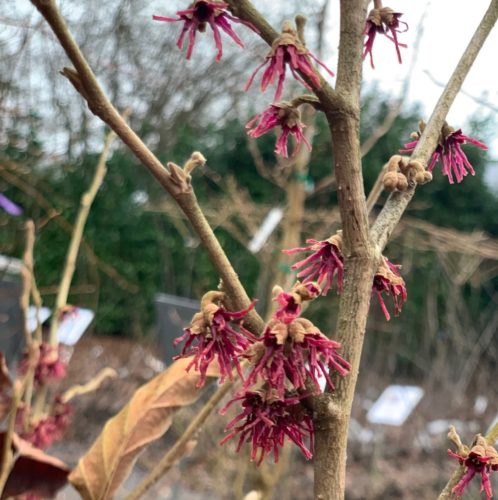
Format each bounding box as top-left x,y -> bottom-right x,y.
273,281 -> 321,324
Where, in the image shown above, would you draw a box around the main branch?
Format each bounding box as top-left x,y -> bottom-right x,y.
313,1 -> 377,499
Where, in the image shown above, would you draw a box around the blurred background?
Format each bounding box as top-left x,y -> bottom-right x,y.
1,0 -> 498,498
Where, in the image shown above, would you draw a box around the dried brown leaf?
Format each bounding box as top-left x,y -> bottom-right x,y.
68,357 -> 219,500
0,432 -> 69,498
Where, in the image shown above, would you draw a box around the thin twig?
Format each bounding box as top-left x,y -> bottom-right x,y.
365,164 -> 387,214
0,382 -> 22,493
18,220 -> 40,424
61,367 -> 117,403
20,221 -> 35,347
30,0 -> 264,334
48,126 -> 117,345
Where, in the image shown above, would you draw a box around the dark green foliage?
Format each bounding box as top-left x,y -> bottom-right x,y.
1,91 -> 497,360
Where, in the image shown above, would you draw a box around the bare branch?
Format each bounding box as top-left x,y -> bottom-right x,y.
29,0 -> 264,334
48,125 -> 117,345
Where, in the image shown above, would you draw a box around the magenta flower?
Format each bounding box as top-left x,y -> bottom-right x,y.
244,318 -> 350,398
245,22 -> 334,101
372,258 -> 407,321
246,102 -> 311,159
18,343 -> 67,386
174,291 -> 256,387
220,391 -> 314,464
401,122 -> 488,184
448,437 -> 498,500
363,6 -> 408,69
284,233 -> 344,295
153,1 -> 256,61
273,282 -> 320,324
0,193 -> 23,216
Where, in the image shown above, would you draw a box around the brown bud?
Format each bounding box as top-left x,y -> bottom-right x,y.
396,173 -> 409,191
397,156 -> 411,175
414,171 -> 426,183
386,155 -> 402,172
408,160 -> 424,173
383,171 -> 398,192
423,171 -> 433,183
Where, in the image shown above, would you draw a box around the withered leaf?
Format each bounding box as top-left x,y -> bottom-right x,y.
69,357 -> 219,500
0,432 -> 69,499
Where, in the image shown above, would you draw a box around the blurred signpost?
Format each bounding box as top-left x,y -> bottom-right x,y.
367,385 -> 424,426
0,280 -> 24,365
26,306 -> 51,334
0,273 -> 94,366
56,308 -> 95,345
155,293 -> 199,363
248,207 -> 283,253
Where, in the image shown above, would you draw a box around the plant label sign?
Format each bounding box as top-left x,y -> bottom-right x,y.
26,306 -> 52,333
367,385 -> 424,426
56,308 -> 95,346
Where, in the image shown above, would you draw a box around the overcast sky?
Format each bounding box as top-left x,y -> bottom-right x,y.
3,1 -> 498,185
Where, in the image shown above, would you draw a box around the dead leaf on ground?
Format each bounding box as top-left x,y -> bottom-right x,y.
0,432 -> 69,499
69,357 -> 219,500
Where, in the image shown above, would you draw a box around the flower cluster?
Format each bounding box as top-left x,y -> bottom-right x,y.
153,1 -> 256,61
401,121 -> 488,184
246,102 -> 311,159
363,4 -> 408,69
18,342 -> 68,386
448,435 -> 498,500
242,20 -> 334,158
220,391 -> 314,465
243,317 -> 350,398
220,281 -> 349,463
285,233 -> 408,320
16,396 -> 74,450
173,291 -> 256,387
